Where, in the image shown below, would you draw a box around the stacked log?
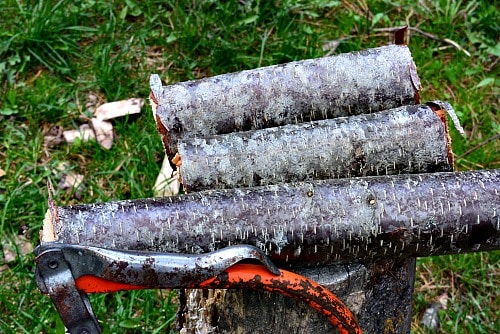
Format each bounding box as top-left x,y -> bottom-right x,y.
150,44 -> 420,156
47,170 -> 499,261
40,43 -> 499,333
148,45 -> 426,333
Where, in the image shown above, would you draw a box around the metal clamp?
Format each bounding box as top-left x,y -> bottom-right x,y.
35,247 -> 101,334
35,243 -> 361,334
35,243 -> 279,333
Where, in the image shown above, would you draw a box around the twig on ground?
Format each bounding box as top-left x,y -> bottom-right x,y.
456,133 -> 500,160
373,26 -> 471,56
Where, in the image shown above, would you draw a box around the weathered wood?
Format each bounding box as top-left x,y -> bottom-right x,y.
179,258 -> 415,333
43,170 -> 500,264
178,104 -> 452,192
150,44 -> 420,155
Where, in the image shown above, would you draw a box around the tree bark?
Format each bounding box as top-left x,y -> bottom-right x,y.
41,171 -> 499,333
150,44 -> 420,155
178,104 -> 452,192
42,170 -> 500,263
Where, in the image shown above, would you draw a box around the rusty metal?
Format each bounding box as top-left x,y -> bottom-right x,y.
34,244 -> 282,333
198,263 -> 362,334
36,171 -> 499,333
34,243 -> 367,333
197,259 -> 415,333
283,259 -> 415,333
35,243 -> 279,289
35,248 -> 101,334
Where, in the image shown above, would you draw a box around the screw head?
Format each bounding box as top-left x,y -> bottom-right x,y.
48,260 -> 58,269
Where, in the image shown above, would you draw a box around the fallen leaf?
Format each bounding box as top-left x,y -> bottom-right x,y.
91,118 -> 114,149
94,98 -> 144,121
63,124 -> 96,144
2,235 -> 34,263
0,168 -> 5,178
54,162 -> 86,199
437,293 -> 449,310
59,172 -> 85,191
85,92 -> 104,115
55,161 -> 70,172
43,125 -> 65,147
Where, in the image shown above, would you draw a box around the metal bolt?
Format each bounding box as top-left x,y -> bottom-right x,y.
48,260 -> 58,269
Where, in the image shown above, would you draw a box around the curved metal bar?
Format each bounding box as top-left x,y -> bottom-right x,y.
35,243 -> 280,289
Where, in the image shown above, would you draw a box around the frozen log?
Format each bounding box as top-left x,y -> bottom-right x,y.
41,170 -> 500,264
178,104 -> 453,192
150,44 -> 420,155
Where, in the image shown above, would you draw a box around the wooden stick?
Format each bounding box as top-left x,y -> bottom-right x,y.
150,44 -> 421,155
372,27 -> 471,57
178,104 -> 453,192
457,133 -> 500,160
42,170 -> 500,264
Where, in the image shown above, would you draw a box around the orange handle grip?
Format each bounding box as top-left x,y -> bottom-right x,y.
75,264 -> 362,334
199,264 -> 362,334
76,275 -> 145,293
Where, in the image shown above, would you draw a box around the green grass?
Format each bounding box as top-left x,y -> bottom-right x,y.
1,0 -> 498,333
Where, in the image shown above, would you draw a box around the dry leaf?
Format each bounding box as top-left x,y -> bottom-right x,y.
421,293 -> 449,332
59,172 -> 84,191
437,293 -> 449,310
0,168 -> 5,178
91,118 -> 114,149
43,125 -> 64,147
94,98 -> 144,121
63,124 -> 96,144
55,161 -> 70,172
54,162 -> 85,198
2,235 -> 34,263
85,92 -> 104,115
153,155 -> 180,197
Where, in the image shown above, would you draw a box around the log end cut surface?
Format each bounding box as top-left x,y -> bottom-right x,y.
40,209 -> 56,242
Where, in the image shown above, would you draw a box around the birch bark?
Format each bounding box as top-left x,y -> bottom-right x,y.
42,170 -> 500,263
150,44 -> 420,155
178,104 -> 452,192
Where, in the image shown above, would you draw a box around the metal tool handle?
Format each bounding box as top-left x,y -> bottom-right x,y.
35,243 -> 362,333
34,243 -> 280,333
35,248 -> 101,334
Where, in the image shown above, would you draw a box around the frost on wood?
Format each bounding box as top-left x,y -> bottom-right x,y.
178,104 -> 452,192
150,44 -> 420,155
43,170 -> 500,264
